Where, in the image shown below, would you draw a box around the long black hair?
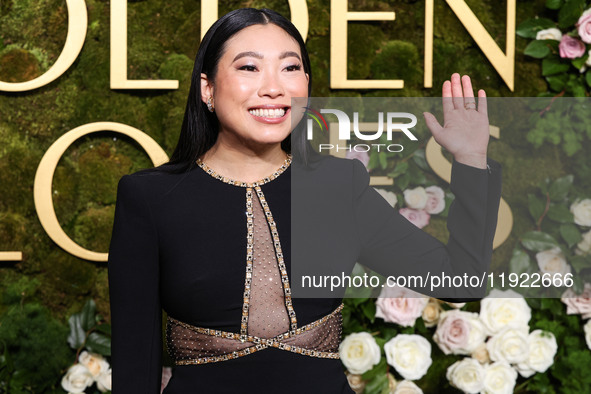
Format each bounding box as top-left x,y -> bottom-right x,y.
162,8 -> 318,173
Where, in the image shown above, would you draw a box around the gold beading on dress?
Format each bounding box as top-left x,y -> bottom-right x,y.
166,155 -> 344,365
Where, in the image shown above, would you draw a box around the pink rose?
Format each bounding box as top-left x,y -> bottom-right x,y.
433,310 -> 486,355
399,208 -> 430,228
577,9 -> 591,44
346,150 -> 370,170
161,367 -> 172,393
375,286 -> 429,327
561,283 -> 591,319
559,35 -> 586,59
425,185 -> 446,214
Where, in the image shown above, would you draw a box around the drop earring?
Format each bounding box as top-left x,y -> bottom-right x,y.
207,96 -> 215,112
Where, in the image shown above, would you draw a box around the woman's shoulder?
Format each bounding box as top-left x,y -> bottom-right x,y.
117,165 -> 198,199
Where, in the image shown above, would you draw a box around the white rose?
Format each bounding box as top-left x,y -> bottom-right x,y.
515,330 -> 557,378
584,320 -> 591,350
479,289 -> 531,335
375,188 -> 398,207
536,247 -> 571,276
445,301 -> 466,309
576,229 -> 591,255
424,185 -> 446,214
384,334 -> 432,380
536,27 -> 562,41
96,368 -> 112,392
471,343 -> 490,364
571,199 -> 591,226
61,364 -> 94,394
433,310 -> 487,355
339,332 -> 381,374
394,380 -> 423,394
482,362 -> 518,394
586,49 -> 591,66
446,358 -> 485,394
78,350 -> 110,378
403,187 -> 428,210
486,326 -> 530,365
421,300 -> 442,328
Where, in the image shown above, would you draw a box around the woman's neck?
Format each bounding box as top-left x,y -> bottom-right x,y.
199,140 -> 289,184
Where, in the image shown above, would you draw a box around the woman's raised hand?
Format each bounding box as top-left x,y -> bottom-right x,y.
423,73 -> 489,169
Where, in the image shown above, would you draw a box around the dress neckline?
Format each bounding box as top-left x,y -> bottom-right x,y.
196,154 -> 292,188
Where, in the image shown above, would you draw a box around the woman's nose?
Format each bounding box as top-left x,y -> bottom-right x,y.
258,70 -> 285,98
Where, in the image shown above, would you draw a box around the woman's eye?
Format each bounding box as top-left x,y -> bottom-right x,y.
285,64 -> 302,72
239,65 -> 257,71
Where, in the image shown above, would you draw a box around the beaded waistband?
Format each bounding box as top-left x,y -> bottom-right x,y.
166,303 -> 344,365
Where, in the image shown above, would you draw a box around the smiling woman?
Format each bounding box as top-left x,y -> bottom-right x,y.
107,6 -> 502,394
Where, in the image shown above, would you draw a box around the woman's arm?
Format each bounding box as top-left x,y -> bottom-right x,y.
108,175 -> 162,393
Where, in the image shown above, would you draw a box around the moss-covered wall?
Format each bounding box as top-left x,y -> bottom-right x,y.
0,0 -> 588,390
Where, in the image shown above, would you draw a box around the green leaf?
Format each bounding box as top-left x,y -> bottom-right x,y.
549,175 -> 573,200
368,150 -> 379,171
80,299 -> 97,331
363,372 -> 389,394
362,358 -> 388,381
521,231 -> 560,252
67,315 -> 86,349
572,55 -> 589,69
542,57 -> 571,76
361,301 -> 377,323
558,0 -> 587,29
547,203 -> 574,223
547,0 -> 564,9
412,149 -> 430,171
509,248 -> 533,275
94,323 -> 112,336
586,70 -> 591,87
528,193 -> 547,221
396,173 -> 410,191
524,40 -> 552,58
570,254 -> 591,272
546,74 -> 568,91
388,161 -> 408,178
378,152 -> 388,170
85,332 -> 111,356
516,18 -> 556,38
560,223 -> 582,247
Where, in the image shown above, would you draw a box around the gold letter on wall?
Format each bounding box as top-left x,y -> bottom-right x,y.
110,0 -> 179,89
34,122 -> 169,262
0,0 -> 87,92
424,0 -> 516,90
330,0 -> 401,89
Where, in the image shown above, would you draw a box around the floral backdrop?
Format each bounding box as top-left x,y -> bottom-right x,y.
1,0 -> 591,393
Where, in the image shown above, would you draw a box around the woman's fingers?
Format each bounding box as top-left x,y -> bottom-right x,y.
462,75 -> 476,110
477,88 -> 487,117
451,73 -> 464,110
442,80 -> 454,114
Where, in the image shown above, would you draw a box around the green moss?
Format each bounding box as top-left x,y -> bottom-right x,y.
0,47 -> 40,82
40,250 -> 97,303
347,23 -> 385,80
370,40 -> 422,93
73,204 -> 115,252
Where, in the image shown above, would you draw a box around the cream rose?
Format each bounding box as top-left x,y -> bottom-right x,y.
586,49 -> 591,66
384,334 -> 432,380
536,27 -> 562,41
561,283 -> 591,319
471,343 -> 491,364
96,368 -> 112,392
486,326 -> 530,365
433,310 -> 487,355
482,362 -> 518,394
536,247 -> 571,276
339,332 -> 381,374
584,320 -> 591,350
576,230 -> 591,255
571,199 -> 591,226
424,185 -> 445,214
404,187 -> 428,210
446,358 -> 485,394
578,9 -> 591,43
394,380 -> 423,394
346,372 -> 367,394
421,300 -> 442,328
515,330 -> 557,378
479,289 -> 531,335
375,188 -> 398,207
375,286 -> 429,327
61,364 -> 94,394
444,301 -> 466,309
78,351 -> 110,378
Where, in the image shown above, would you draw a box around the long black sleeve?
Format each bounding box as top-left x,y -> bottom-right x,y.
353,158 -> 502,300
108,175 -> 162,393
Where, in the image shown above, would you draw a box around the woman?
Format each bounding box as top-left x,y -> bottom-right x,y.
108,7 -> 501,394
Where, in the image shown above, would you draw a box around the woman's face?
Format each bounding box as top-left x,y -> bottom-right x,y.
201,23 -> 309,150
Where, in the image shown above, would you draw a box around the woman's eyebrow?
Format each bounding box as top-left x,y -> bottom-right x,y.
232,51 -> 302,62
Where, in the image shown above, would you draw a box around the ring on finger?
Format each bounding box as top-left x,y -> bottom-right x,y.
464,101 -> 476,110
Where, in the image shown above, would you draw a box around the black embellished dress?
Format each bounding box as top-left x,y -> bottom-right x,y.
107,154 -> 502,393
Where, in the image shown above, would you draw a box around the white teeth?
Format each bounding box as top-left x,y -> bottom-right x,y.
249,108 -> 286,118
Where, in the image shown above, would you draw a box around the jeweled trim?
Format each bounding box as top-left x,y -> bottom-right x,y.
167,303 -> 344,365
196,154 -> 292,188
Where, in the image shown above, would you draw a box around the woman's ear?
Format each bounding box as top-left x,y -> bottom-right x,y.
201,73 -> 213,104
